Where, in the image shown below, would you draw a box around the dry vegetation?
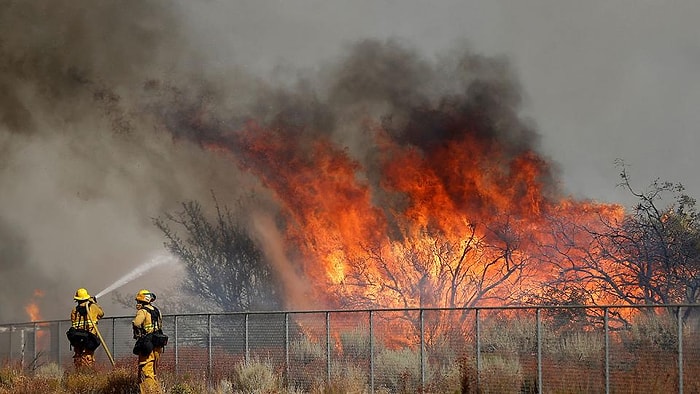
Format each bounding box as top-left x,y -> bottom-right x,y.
2,314 -> 699,393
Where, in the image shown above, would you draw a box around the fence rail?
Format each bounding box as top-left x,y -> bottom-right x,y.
2,304 -> 699,393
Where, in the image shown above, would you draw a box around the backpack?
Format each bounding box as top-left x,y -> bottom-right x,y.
66,303 -> 100,351
147,306 -> 169,348
132,306 -> 168,356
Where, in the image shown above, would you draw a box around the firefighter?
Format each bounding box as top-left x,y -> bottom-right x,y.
132,289 -> 165,394
69,288 -> 104,371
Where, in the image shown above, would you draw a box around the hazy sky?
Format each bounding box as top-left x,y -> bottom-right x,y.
1,1 -> 698,322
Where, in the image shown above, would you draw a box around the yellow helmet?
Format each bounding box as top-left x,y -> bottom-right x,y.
135,289 -> 155,303
74,288 -> 91,301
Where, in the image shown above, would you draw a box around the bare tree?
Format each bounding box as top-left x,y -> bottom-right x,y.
336,214 -> 537,347
153,194 -> 282,311
615,164 -> 700,304
341,217 -> 533,308
541,161 -> 700,312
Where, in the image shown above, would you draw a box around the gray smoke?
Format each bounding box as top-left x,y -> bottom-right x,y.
0,1 -> 262,322
162,37 -> 558,219
0,1 -> 558,321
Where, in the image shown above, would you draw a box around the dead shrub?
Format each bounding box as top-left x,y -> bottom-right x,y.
230,358 -> 282,393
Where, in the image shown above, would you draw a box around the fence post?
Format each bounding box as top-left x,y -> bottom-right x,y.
31,323 -> 36,369
476,309 -> 481,389
370,310 -> 374,394
56,322 -> 61,366
245,313 -> 249,364
111,318 -> 115,363
678,306 -> 683,394
326,311 -> 331,384
285,312 -> 289,386
604,307 -> 609,394
536,308 -> 542,394
420,308 -> 425,388
174,315 -> 179,376
207,314 -> 212,385
20,329 -> 25,369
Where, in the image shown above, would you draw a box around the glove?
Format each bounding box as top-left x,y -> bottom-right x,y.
90,296 -> 97,303
133,326 -> 145,340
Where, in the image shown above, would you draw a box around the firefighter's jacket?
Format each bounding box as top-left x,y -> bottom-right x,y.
70,301 -> 104,335
132,303 -> 161,336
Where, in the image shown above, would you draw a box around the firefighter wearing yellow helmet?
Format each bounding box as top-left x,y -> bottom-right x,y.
68,288 -> 104,371
132,289 -> 167,394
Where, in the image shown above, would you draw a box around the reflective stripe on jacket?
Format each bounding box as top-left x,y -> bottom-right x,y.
132,304 -> 161,334
70,301 -> 104,334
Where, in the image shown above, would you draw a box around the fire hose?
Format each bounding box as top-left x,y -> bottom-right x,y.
86,306 -> 115,367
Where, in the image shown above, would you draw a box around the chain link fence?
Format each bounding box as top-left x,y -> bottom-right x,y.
1,305 -> 699,393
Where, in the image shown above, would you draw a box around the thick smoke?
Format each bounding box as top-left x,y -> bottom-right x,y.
325,40 -> 555,191
0,2 -> 559,321
0,218 -> 49,321
164,37 -> 559,216
0,2 -> 262,322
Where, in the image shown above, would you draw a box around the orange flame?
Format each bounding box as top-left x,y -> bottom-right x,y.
24,289 -> 48,350
24,289 -> 44,322
201,120 -> 627,314
162,89 -> 647,348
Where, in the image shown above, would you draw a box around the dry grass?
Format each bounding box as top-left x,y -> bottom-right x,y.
623,311 -> 678,352
289,339 -> 325,366
481,354 -> 523,393
3,314 -> 700,393
480,315 -> 537,355
551,331 -> 604,363
0,363 -> 23,389
374,348 -> 421,392
316,362 -> 368,394
338,325 -> 373,361
229,358 -> 283,393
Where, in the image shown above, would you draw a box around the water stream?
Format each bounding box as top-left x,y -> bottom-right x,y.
95,253 -> 177,299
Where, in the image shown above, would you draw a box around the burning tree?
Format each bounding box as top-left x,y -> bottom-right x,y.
149,40 -> 700,346
335,213 -> 543,324
539,162 -> 700,324
154,40 -> 627,316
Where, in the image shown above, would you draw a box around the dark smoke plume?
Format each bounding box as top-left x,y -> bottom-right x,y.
0,1 -> 559,321
162,38 -> 559,212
